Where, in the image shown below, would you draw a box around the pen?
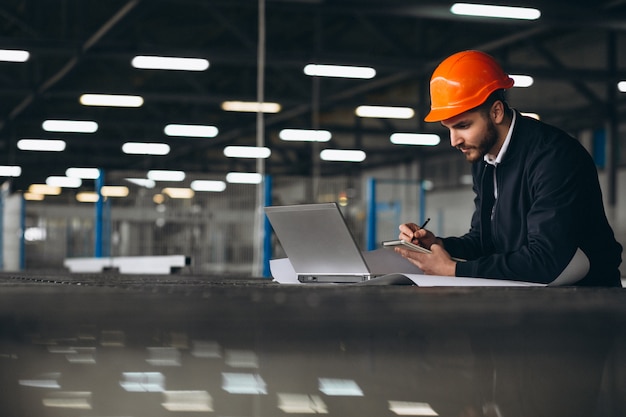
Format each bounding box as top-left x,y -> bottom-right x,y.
419,218 -> 430,229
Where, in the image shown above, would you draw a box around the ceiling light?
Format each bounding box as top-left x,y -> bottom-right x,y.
320,149 -> 366,162
390,133 -> 440,146
122,142 -> 170,155
318,378 -> 363,396
80,94 -> 144,107
190,180 -> 226,192
388,401 -> 438,416
101,186 -> 129,197
131,55 -> 209,71
17,139 -> 66,152
223,146 -> 271,159
221,373 -> 267,395
0,165 -> 22,177
277,393 -> 327,414
162,187 -> 195,199
618,81 -> 626,92
226,172 -> 263,184
521,112 -> 540,120
161,391 -> 213,412
164,124 -> 218,138
120,372 -> 165,393
279,129 -> 331,142
42,120 -> 98,133
450,3 -> 541,20
125,178 -> 156,188
46,176 -> 82,188
66,167 -> 101,179
23,192 -> 45,201
221,101 -> 281,113
76,192 -> 99,203
29,184 -> 61,195
356,105 -> 415,119
304,64 -> 376,79
147,170 -> 185,182
510,75 -> 534,88
0,49 -> 29,62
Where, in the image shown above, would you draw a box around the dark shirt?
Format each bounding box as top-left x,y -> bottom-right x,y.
442,111 -> 623,286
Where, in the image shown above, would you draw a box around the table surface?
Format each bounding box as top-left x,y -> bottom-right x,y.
1,271 -> 625,417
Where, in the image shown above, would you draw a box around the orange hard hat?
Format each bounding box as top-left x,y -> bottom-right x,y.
424,50 -> 514,122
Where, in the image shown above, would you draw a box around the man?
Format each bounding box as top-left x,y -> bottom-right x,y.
396,50 -> 622,286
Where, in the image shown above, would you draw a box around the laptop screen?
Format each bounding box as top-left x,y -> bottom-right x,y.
264,203 -> 371,280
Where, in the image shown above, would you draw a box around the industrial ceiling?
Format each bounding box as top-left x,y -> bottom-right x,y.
1,0 -> 625,192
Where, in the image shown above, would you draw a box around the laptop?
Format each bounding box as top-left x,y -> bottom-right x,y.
264,203 -> 376,283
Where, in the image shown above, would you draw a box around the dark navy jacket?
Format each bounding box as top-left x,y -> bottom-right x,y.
442,112 -> 622,286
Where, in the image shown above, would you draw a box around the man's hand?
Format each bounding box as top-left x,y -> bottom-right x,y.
395,243 -> 457,276
398,222 -> 438,248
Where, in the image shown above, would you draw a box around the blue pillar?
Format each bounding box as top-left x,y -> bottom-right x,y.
366,177 -> 377,250
262,175 -> 273,277
19,195 -> 25,270
419,180 -> 427,225
94,168 -> 104,258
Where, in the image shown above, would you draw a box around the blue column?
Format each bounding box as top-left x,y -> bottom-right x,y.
94,168 -> 104,258
262,175 -> 273,277
19,194 -> 25,270
366,177 -> 377,250
419,180 -> 427,225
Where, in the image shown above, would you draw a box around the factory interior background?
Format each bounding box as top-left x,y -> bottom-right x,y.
0,0 -> 625,277
1,1 -> 626,417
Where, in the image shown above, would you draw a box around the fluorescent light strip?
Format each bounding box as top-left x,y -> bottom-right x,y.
226,172 -> 263,184
390,133 -> 440,146
132,55 -> 209,71
29,184 -> 61,195
521,112 -> 540,120
190,180 -> 226,192
320,149 -> 366,162
162,391 -> 213,412
42,120 -> 98,133
17,139 -> 66,152
164,124 -> 218,138
221,101 -> 281,113
318,378 -> 363,396
147,170 -> 185,182
618,81 -> 626,92
125,178 -> 156,188
304,64 -> 376,79
221,373 -> 267,395
76,192 -> 99,203
223,146 -> 271,159
80,94 -> 144,107
24,193 -> 45,201
510,74 -> 534,88
450,3 -> 541,20
163,187 -> 195,199
0,49 -> 30,62
122,142 -> 170,155
277,393 -> 327,414
279,129 -> 331,142
66,167 -> 101,179
46,176 -> 82,188
388,401 -> 438,416
356,105 -> 415,119
0,165 -> 22,177
101,186 -> 129,197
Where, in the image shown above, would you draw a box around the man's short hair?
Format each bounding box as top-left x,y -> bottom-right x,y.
476,89 -> 510,115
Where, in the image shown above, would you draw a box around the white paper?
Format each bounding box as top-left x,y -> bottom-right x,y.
269,248 -> 545,287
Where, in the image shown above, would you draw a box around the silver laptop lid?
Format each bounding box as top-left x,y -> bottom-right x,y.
264,203 -> 371,280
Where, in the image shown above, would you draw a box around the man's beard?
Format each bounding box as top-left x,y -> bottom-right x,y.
459,119 -> 499,163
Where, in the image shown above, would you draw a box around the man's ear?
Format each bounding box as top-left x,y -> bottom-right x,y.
490,100 -> 505,124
